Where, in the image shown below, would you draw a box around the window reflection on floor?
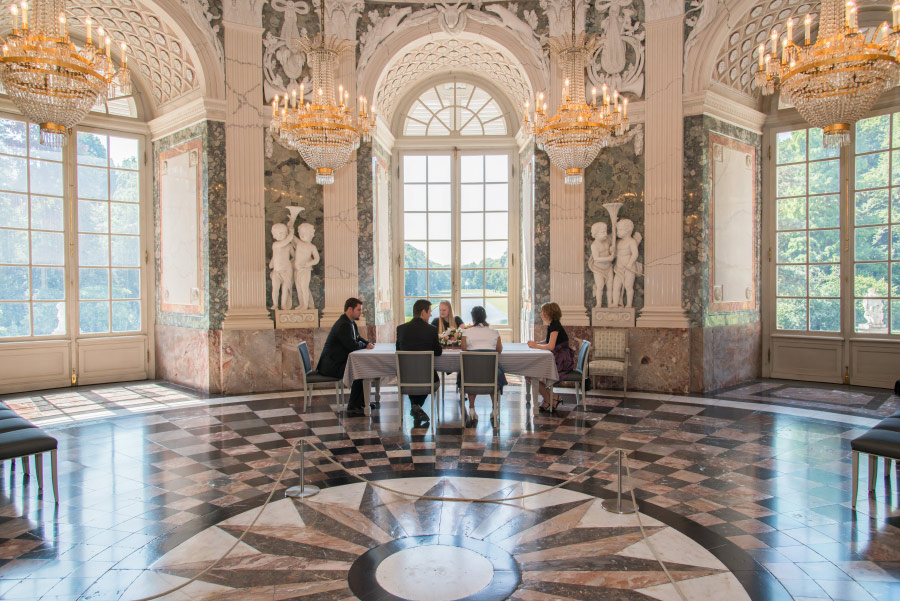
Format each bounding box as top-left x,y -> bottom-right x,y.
2,382 -> 204,425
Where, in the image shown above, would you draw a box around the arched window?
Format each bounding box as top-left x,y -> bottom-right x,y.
403,81 -> 508,137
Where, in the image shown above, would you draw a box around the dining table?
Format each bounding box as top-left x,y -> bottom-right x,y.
342,342 -> 559,416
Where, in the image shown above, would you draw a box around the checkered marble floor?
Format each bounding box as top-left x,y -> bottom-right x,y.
0,380 -> 898,600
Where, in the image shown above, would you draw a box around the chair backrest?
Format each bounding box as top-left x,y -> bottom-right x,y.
576,340 -> 591,372
593,329 -> 627,360
395,351 -> 435,395
460,352 -> 498,390
297,342 -> 313,375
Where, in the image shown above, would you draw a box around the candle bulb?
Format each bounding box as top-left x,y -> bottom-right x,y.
283,94 -> 288,110
338,84 -> 343,106
10,5 -> 17,31
272,96 -> 278,118
623,98 -> 628,119
564,78 -> 569,101
105,36 -> 110,57
121,42 -> 126,68
299,83 -> 304,105
59,14 -> 65,38
291,89 -> 297,109
770,30 -> 778,54
787,19 -> 793,43
782,38 -> 788,64
851,5 -> 858,29
759,43 -> 765,68
20,1 -> 26,30
2,45 -> 7,56
894,3 -> 899,29
85,17 -> 91,45
591,86 -> 597,105
846,1 -> 852,27
805,15 -> 812,44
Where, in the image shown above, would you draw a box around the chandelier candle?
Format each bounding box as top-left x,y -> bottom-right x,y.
524,0 -> 628,184
0,0 -> 130,147
753,0 -> 900,147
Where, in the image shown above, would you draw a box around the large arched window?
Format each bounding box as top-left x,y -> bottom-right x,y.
403,81 -> 508,137
394,76 -> 519,340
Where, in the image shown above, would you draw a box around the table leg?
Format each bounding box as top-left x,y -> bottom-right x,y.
363,379 -> 372,416
532,378 -> 541,416
525,377 -> 532,403
375,378 -> 381,403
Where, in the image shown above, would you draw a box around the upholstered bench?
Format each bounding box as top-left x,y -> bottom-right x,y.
0,418 -> 59,502
851,418 -> 900,508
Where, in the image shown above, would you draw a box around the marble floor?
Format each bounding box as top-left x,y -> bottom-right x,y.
0,379 -> 897,601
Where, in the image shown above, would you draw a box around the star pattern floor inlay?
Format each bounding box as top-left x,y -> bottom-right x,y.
125,477 -> 751,601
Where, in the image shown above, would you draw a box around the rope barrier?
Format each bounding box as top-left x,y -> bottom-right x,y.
130,434 -> 690,601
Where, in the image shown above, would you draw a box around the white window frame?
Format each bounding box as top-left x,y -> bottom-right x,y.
762,93 -> 900,388
0,102 -> 152,392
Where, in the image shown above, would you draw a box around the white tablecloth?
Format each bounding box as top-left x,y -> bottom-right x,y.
342,342 -> 558,387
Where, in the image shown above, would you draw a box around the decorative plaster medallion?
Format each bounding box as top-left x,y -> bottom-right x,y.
589,0 -> 645,97
263,0 -> 312,102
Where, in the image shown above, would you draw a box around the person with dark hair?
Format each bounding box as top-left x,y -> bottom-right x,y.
396,299 -> 443,427
527,302 -> 575,412
460,305 -> 506,426
317,297 -> 373,416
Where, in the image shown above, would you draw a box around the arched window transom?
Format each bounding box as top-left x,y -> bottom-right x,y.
403,81 -> 507,137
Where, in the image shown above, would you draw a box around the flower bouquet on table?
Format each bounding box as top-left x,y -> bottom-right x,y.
439,326 -> 466,348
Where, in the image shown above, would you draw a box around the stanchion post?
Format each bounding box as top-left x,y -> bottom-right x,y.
285,440 -> 320,499
601,449 -> 636,514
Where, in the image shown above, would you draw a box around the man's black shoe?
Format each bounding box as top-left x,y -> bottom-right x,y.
346,408 -> 365,417
370,402 -> 379,410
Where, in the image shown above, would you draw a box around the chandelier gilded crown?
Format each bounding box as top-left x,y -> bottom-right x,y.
524,0 -> 628,185
0,0 -> 130,148
754,0 -> 900,147
270,0 -> 371,186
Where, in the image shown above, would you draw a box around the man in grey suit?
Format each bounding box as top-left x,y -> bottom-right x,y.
396,299 -> 442,426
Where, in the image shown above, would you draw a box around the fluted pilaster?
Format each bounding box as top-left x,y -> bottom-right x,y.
221,20 -> 272,330
637,11 -> 690,328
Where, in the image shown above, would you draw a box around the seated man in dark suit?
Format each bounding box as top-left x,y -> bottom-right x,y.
317,297 -> 374,416
396,299 -> 443,426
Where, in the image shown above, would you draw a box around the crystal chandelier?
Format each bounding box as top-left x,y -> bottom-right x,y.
0,0 -> 130,148
754,0 -> 900,147
270,0 -> 371,185
524,0 -> 628,185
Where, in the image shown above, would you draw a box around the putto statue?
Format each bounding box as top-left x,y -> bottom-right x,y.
589,202 -> 643,325
293,222 -> 320,310
588,221 -> 614,308
269,206 -> 320,311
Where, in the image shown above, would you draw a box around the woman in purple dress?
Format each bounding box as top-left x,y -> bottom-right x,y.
527,302 -> 575,412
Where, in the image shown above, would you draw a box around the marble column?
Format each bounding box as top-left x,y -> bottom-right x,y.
221,14 -> 272,330
637,1 -> 690,328
321,0 -> 365,325
546,0 -> 590,326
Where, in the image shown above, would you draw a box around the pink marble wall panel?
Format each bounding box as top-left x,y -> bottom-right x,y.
624,328 -> 691,393
278,328 -> 317,391
208,329 -> 222,394
701,322 -> 762,391
155,324 -> 211,391
220,329 -> 281,394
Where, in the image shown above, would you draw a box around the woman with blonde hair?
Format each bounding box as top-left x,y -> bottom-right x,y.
527,302 -> 575,412
430,300 -> 463,333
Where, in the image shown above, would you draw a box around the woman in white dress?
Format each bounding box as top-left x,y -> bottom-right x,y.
460,306 -> 506,425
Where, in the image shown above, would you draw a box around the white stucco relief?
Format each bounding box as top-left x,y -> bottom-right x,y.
181,0 -> 224,68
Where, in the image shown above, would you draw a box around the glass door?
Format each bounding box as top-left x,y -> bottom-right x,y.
400,151 -> 515,340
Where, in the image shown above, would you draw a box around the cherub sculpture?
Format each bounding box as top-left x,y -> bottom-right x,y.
588,221 -> 615,307
611,218 -> 643,308
293,222 -> 320,310
269,206 -> 302,310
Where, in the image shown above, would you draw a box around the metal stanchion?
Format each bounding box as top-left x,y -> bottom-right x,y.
601,449 -> 636,514
285,440 -> 319,499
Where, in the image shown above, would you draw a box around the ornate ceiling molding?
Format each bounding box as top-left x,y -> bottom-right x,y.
375,35 -> 533,125
711,0 -> 819,98
0,0 -> 205,110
